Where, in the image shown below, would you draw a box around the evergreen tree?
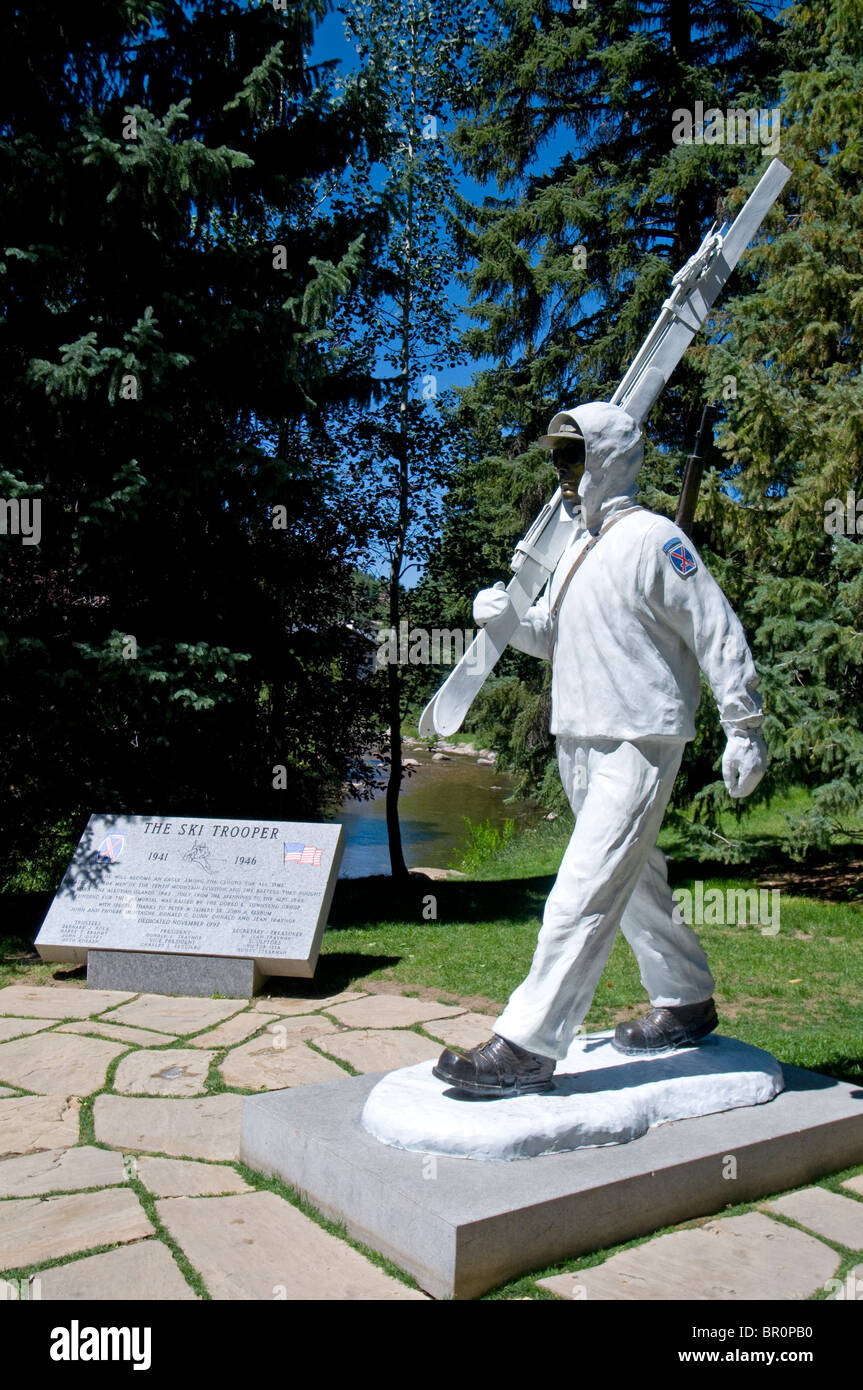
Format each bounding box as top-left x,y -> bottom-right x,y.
0,0 -> 390,888
696,0 -> 863,854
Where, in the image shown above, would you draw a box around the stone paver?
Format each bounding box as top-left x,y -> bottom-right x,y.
761,1187 -> 863,1249
93,1093 -> 244,1160
421,1011 -> 498,1050
134,1156 -> 252,1198
38,1239 -> 198,1300
219,1037 -> 348,1091
318,1028 -> 441,1073
0,1018 -> 56,1043
59,1020 -> 179,1047
0,1189 -> 152,1269
537,1214 -> 840,1301
0,1095 -> 81,1157
261,1015 -> 338,1041
0,986 -> 135,1019
108,994 -> 246,1035
0,1031 -> 126,1096
0,1086 -> 19,1097
327,996 -> 465,1029
186,1011 -> 281,1049
842,1175 -> 863,1199
156,1191 -> 426,1300
252,991 -> 367,1016
113,1048 -> 215,1097
0,1146 -> 125,1198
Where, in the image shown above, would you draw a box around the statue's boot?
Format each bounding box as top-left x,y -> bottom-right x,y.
612,997 -> 718,1055
432,1034 -> 556,1098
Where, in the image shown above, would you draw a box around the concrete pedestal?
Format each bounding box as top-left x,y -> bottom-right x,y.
240,1058 -> 863,1299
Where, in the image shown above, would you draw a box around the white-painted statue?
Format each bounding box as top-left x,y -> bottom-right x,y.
433,401 -> 767,1098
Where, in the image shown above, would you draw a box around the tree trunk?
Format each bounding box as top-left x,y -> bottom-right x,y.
384,7 -> 417,881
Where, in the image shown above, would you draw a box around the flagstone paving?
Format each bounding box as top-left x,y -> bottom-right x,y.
326,995 -> 465,1029
113,1048 -> 216,1097
422,1010 -> 501,1051
186,1010 -> 282,1049
0,985 -> 135,1018
93,1094 -> 245,1160
107,993 -> 246,1034
0,1189 -> 153,1268
260,1013 -> 340,1041
761,1186 -> 863,1249
58,1019 -> 180,1047
0,1017 -> 56,1043
0,1146 -> 125,1197
133,1155 -> 252,1197
219,1038 -> 348,1090
155,1191 -> 427,1301
36,1239 -> 198,1301
318,1026 -> 442,1072
1,1095 -> 81,1156
537,1214 -> 842,1301
251,990 -> 367,1015
2,979 -> 862,1301
0,1031 -> 126,1095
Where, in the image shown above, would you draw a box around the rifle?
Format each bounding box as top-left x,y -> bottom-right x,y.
676,398 -> 716,538
419,158 -> 790,739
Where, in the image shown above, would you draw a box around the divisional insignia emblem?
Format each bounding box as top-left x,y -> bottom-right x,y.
97,834 -> 125,862
662,537 -> 697,578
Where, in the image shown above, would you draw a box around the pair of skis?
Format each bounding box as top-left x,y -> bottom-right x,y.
418,158 -> 791,739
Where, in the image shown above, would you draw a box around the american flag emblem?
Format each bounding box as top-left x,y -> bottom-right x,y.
284,842 -> 323,867
97,834 -> 125,862
663,537 -> 697,578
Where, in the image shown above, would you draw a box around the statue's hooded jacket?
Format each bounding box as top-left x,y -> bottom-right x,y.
512,402 -> 763,742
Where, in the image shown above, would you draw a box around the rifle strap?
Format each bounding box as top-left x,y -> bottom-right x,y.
550,506 -> 643,643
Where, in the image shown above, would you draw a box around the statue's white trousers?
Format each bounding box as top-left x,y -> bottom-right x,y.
495,736 -> 715,1060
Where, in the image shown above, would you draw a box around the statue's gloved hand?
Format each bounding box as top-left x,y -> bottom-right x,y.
722,729 -> 767,799
473,582 -> 511,626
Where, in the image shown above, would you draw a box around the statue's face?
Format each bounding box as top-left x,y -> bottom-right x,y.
551,439 -> 585,504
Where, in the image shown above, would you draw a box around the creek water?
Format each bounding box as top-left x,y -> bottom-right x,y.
334,747 -> 541,878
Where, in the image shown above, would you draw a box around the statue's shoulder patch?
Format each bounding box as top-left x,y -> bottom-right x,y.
662,536 -> 698,578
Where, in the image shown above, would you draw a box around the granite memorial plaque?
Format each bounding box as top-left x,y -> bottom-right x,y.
35,814 -> 343,994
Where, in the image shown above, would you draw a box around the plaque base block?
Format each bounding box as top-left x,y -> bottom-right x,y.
87,950 -> 265,998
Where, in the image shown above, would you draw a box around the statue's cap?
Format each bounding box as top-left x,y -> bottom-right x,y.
538,413 -> 584,451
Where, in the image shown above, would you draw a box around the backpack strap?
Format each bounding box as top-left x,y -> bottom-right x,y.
550,506 -> 643,640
